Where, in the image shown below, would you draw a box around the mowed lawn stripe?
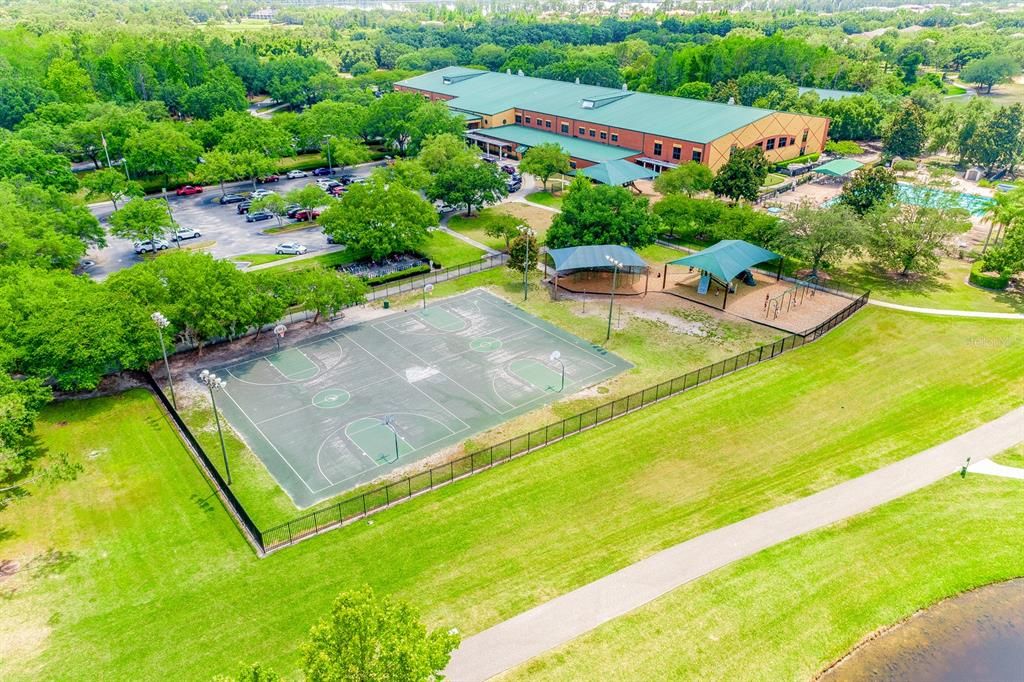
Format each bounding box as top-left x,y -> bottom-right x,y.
1,308 -> 1021,679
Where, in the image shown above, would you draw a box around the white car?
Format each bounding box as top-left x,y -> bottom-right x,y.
275,242 -> 308,255
286,170 -> 308,179
133,238 -> 170,254
173,227 -> 201,241
251,189 -> 276,199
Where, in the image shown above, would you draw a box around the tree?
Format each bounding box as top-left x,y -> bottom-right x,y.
195,150 -> 241,196
417,133 -> 478,174
0,371 -> 54,489
547,177 -> 659,249
784,201 -> 864,276
652,194 -> 722,240
674,81 -> 713,100
302,587 -> 458,681
472,44 -> 507,70
124,122 -> 202,186
960,55 -> 1020,94
408,102 -> 465,155
519,143 -> 570,191
481,214 -> 524,249
711,146 -> 769,202
0,135 -> 78,192
883,101 -> 927,158
318,177 -> 437,261
866,203 -> 970,277
982,187 -> 1024,253
249,194 -> 289,227
374,159 -> 432,192
233,150 -> 277,190
213,112 -> 293,158
507,230 -> 540,274
365,92 -> 424,154
286,185 -> 329,221
181,65 -> 248,120
213,663 -> 280,682
292,269 -> 367,324
839,166 -> 897,216
818,95 -> 885,141
428,159 -> 508,216
984,223 -> 1024,274
323,136 -> 370,170
736,71 -> 795,107
108,197 -> 174,243
81,168 -> 142,211
44,57 -> 95,104
653,162 -> 713,197
825,141 -> 865,156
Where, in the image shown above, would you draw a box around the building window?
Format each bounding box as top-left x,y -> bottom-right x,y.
561,123 -> 569,134
801,129 -> 808,143
515,114 -> 522,124
672,145 -> 681,160
589,129 -> 596,137
578,126 -> 585,136
525,116 -> 531,124
600,131 -> 607,140
778,137 -> 787,148
502,119 -> 507,125
569,161 -> 577,169
789,137 -> 796,145
653,142 -> 663,156
691,149 -> 702,163
611,133 -> 618,142
766,138 -> 776,150
545,120 -> 552,129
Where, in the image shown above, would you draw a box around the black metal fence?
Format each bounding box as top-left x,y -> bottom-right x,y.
257,289 -> 870,552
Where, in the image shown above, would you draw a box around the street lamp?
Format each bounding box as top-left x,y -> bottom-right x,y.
151,312 -> 177,409
383,415 -> 400,463
549,350 -> 565,392
199,369 -> 231,485
605,255 -> 623,342
422,283 -> 434,310
518,225 -> 534,301
322,135 -> 334,175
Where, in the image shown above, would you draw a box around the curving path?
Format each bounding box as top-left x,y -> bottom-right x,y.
444,407 -> 1024,681
868,299 -> 1024,320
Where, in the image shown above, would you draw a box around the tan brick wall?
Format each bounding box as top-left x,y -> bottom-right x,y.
706,112 -> 829,172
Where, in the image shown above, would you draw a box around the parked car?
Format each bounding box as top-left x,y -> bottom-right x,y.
258,174 -> 280,184
172,227 -> 201,241
250,189 -> 275,199
328,186 -> 345,197
507,179 -> 522,193
275,242 -> 308,255
133,238 -> 170,254
237,201 -> 252,214
438,203 -> 457,213
219,193 -> 245,205
325,232 -> 338,244
338,174 -> 355,185
293,209 -> 321,221
285,203 -> 302,218
312,167 -> 334,176
286,169 -> 308,179
246,210 -> 274,223
175,185 -> 203,196
501,165 -> 516,175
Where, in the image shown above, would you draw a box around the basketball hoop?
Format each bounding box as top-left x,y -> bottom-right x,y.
274,324 -> 287,351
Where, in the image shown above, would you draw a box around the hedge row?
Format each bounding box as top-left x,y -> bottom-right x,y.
969,260 -> 1011,290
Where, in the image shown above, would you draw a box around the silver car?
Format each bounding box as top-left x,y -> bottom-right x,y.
173,227 -> 201,241
133,238 -> 170,254
275,242 -> 308,255
286,169 -> 308,179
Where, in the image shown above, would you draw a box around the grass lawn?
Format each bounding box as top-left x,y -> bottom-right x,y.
525,191 -> 563,209
762,172 -> 787,187
832,258 -> 1023,313
505,472 -> 1024,680
418,230 -> 485,267
992,443 -> 1024,468
272,249 -> 357,272
2,306 -> 1021,679
447,204 -> 555,250
230,253 -> 292,266
262,221 -> 316,235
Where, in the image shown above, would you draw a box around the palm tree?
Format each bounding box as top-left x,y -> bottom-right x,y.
982,188 -> 1024,253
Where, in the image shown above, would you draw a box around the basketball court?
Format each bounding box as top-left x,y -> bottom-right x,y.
208,290 -> 631,507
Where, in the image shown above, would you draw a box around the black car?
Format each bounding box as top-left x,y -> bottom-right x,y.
338,174 -> 355,185
312,167 -> 334,176
246,210 -> 274,223
236,201 -> 252,214
219,193 -> 245,205
285,204 -> 302,219
501,165 -> 516,175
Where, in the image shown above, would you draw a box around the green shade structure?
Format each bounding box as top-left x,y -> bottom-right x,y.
547,244 -> 650,299
572,160 -> 658,186
664,240 -> 783,310
814,158 -> 864,177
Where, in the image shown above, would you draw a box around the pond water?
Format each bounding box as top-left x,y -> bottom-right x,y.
821,579 -> 1024,681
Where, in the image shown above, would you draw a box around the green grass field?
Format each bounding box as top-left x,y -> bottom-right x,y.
762,172 -> 787,187
524,191 -> 563,209
447,204 -> 555,249
505,472 -> 1024,680
2,305 -> 1020,679
231,253 -> 293,266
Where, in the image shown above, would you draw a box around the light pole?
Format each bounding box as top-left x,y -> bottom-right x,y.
422,283 -> 434,310
605,256 -> 623,342
151,312 -> 177,409
384,415 -> 400,463
323,135 -> 334,175
549,350 -> 565,392
199,369 -> 231,485
518,225 -> 534,301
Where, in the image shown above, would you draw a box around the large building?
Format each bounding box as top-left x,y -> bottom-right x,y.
395,66 -> 830,174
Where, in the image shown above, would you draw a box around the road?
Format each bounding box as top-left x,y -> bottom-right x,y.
84,163 -> 384,279
444,407 -> 1024,681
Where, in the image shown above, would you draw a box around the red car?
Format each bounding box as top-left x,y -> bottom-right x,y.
293,209 -> 322,221
175,185 -> 203,196
258,175 -> 281,183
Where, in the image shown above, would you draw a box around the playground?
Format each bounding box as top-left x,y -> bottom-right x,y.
207,290 -> 631,507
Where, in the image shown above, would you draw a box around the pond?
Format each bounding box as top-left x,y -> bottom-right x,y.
821,579 -> 1024,681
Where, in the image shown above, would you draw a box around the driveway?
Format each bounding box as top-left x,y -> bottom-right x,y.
85,163 -> 383,279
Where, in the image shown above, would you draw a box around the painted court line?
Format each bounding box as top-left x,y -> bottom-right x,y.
254,375 -> 395,426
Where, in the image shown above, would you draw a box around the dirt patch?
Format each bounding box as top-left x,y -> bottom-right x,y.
498,202 -> 555,231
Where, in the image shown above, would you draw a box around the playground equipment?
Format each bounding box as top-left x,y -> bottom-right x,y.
764,277 -> 819,319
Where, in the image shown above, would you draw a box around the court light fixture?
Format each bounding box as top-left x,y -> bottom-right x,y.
274,324 -> 287,351
199,369 -> 232,485
518,225 -> 535,301
422,283 -> 435,310
151,311 -> 177,409
604,256 -> 624,342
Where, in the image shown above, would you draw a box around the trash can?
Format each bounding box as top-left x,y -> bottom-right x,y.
383,300 -> 390,309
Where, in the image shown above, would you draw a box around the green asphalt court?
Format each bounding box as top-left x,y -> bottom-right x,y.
209,290 -> 631,507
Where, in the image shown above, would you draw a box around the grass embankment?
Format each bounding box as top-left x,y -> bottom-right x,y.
505,471 -> 1024,681
231,253 -> 292,266
263,232 -> 484,275
1,308 -> 1021,679
524,191 -> 563,209
762,172 -> 787,187
448,204 -> 555,250
262,220 -> 317,235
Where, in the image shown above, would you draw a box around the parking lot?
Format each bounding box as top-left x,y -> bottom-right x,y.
85,163 -> 384,279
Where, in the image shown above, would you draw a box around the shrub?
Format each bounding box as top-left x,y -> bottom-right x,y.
825,140 -> 864,156
892,159 -> 918,173
968,260 -> 1010,290
363,263 -> 431,286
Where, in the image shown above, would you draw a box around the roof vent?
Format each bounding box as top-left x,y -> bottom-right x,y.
442,71 -> 485,86
580,91 -> 633,110
517,69 -> 524,77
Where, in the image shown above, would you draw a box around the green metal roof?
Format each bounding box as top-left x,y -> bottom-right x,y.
452,110 -> 481,121
547,245 -> 649,274
814,158 -> 864,176
573,159 -> 658,185
396,67 -> 804,144
475,125 -> 640,163
668,240 -> 781,284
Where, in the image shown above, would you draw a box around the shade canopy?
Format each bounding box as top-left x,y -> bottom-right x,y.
668,240 -> 781,284
572,159 -> 658,186
814,158 -> 863,177
547,244 -> 648,274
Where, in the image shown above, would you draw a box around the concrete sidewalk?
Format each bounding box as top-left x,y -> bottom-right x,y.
868,299 -> 1024,320
445,407 -> 1024,681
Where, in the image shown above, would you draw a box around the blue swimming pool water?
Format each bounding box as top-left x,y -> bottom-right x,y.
824,183 -> 994,216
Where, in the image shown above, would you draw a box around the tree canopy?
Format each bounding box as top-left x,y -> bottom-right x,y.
547,177 -> 659,249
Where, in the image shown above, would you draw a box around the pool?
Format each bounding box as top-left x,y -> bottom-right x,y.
824,183 -> 994,216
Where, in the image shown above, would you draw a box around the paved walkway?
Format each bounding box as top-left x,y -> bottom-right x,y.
868,299 -> 1024,319
968,458 -> 1024,479
445,407 -> 1024,681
